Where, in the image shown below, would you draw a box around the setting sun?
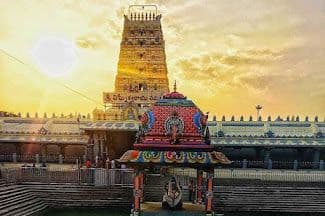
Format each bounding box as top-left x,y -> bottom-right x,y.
31,36 -> 78,77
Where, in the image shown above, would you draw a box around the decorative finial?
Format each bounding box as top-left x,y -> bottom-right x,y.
173,80 -> 177,92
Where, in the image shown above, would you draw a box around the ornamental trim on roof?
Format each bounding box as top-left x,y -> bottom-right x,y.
118,150 -> 231,166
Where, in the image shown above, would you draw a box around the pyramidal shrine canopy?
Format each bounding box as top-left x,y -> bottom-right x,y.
118,82 -> 231,167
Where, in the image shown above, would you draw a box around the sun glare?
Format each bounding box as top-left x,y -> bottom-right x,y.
31,36 -> 78,77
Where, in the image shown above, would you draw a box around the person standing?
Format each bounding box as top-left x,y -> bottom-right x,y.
106,157 -> 110,169
111,160 -> 116,169
188,180 -> 195,203
85,159 -> 91,168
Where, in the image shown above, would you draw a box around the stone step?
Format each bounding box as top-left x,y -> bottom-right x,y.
0,184 -> 25,193
0,192 -> 34,210
33,192 -> 131,200
0,197 -> 44,216
21,183 -> 133,208
5,201 -> 47,216
0,187 -> 30,200
215,205 -> 325,212
19,204 -> 47,216
44,199 -> 131,208
212,187 -> 325,213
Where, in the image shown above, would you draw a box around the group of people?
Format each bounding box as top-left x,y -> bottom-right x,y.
85,156 -> 117,169
21,162 -> 47,168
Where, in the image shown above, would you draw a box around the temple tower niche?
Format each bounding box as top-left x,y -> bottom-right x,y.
99,5 -> 170,121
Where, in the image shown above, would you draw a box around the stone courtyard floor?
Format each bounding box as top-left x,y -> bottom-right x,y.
142,201 -> 205,212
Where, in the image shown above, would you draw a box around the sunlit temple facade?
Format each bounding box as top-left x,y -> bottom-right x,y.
93,5 -> 169,121
0,5 -> 324,165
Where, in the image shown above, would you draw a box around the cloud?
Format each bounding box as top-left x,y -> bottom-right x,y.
76,34 -> 106,49
176,48 -> 282,83
236,73 -> 285,91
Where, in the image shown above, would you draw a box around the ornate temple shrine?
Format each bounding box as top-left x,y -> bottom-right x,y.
119,82 -> 231,166
118,84 -> 231,215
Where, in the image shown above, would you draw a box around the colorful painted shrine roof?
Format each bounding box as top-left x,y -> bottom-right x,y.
118,150 -> 231,166
161,81 -> 186,100
162,91 -> 186,100
134,87 -> 212,151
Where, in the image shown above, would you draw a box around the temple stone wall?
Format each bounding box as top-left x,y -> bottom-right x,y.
107,131 -> 136,159
64,145 -> 85,158
0,143 -> 16,154
20,144 -> 41,155
46,145 -> 60,156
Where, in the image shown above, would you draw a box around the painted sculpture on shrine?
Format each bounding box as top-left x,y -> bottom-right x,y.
119,82 -> 231,215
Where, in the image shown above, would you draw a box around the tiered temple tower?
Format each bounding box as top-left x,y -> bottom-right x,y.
95,5 -> 170,121
115,5 -> 169,94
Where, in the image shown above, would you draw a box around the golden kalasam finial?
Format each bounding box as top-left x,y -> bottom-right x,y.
173,80 -> 177,92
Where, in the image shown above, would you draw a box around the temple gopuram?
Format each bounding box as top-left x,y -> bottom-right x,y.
0,5 -> 324,167
93,5 -> 169,121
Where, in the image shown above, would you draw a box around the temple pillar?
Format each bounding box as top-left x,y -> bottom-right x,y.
59,145 -> 66,157
15,144 -> 22,155
320,160 -> 324,171
93,134 -> 99,158
36,154 -> 40,164
205,169 -> 214,215
59,154 -> 63,164
297,148 -> 304,161
255,147 -> 263,160
264,148 -> 272,169
139,171 -> 145,202
13,152 -> 17,163
313,148 -> 320,169
99,137 -> 102,157
264,148 -> 271,162
242,159 -> 248,169
87,144 -> 94,162
196,169 -> 203,204
86,132 -> 94,162
40,144 -> 47,163
132,169 -> 141,215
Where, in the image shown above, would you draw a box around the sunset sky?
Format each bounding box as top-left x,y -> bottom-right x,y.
0,0 -> 324,119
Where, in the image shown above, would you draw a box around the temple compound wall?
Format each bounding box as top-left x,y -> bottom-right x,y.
0,115 -> 138,162
0,117 -> 88,161
1,114 -> 324,166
